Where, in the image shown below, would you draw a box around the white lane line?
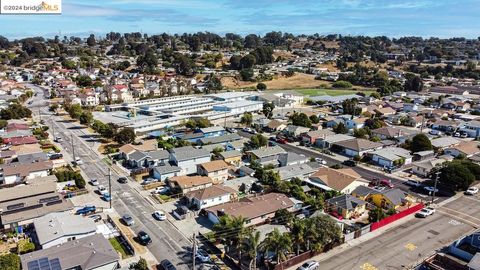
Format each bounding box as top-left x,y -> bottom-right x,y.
440,206 -> 480,223
463,195 -> 480,203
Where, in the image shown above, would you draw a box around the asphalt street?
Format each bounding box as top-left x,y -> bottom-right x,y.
28,86 -> 194,269
313,194 -> 480,270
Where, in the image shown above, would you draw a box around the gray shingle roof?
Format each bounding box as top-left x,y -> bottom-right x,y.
326,194 -> 367,211
171,146 -> 210,161
21,234 -> 119,270
154,163 -> 181,174
249,146 -> 286,159
147,149 -> 170,160
352,185 -> 380,198
381,188 -> 408,206
274,164 -> 316,181
128,150 -> 149,161
200,133 -> 241,145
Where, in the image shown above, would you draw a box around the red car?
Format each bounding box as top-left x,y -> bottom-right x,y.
277,138 -> 287,144
329,211 -> 343,220
369,179 -> 395,188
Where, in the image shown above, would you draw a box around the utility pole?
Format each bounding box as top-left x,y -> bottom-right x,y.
431,171 -> 440,204
223,111 -> 227,129
192,232 -> 197,270
71,134 -> 76,162
108,168 -> 112,209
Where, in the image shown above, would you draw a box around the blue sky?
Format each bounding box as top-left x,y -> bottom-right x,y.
1,0 -> 480,39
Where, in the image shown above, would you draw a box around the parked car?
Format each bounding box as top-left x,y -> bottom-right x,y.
72,157 -> 83,165
369,179 -> 394,188
297,260 -> 320,270
226,127 -> 237,133
97,185 -> 108,195
75,205 -> 96,215
152,186 -> 170,194
423,186 -> 439,193
195,249 -> 211,263
118,177 -> 128,184
160,260 -> 176,270
90,179 -> 99,186
315,158 -> 327,165
122,214 -> 134,226
89,214 -> 102,222
405,179 -> 422,187
465,187 -> 479,195
142,178 -> 156,185
342,160 -> 357,167
153,210 -> 166,221
415,207 -> 435,218
460,133 -> 468,138
453,132 -> 460,137
102,193 -> 111,202
49,153 -> 63,160
54,137 -> 62,142
138,231 -> 152,245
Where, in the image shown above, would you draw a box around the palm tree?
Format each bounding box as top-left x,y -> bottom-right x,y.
289,219 -> 306,255
213,215 -> 247,256
262,228 -> 292,264
242,230 -> 261,270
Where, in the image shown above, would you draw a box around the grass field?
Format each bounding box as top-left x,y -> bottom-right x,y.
294,88 -> 375,97
109,237 -> 129,259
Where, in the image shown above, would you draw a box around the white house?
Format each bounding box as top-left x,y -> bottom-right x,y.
459,120 -> 480,138
169,146 -> 211,175
185,185 -> 236,210
152,164 -> 182,181
370,147 -> 413,168
33,212 -> 97,249
1,161 -> 53,185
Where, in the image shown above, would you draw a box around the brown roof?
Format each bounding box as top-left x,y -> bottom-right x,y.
2,161 -> 53,177
118,139 -> 158,154
451,141 -> 480,156
334,139 -> 383,152
372,127 -> 405,137
199,160 -> 230,173
186,185 -> 235,201
374,107 -> 396,115
310,167 -> 362,191
170,175 -> 213,189
267,120 -> 286,129
10,144 -> 43,155
303,129 -> 335,139
206,193 -> 293,220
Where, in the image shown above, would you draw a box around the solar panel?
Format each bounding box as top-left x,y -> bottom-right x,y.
39,196 -> 60,204
7,202 -> 25,210
26,257 -> 62,270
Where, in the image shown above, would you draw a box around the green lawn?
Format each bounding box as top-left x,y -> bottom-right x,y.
295,88 -> 375,97
109,237 -> 130,259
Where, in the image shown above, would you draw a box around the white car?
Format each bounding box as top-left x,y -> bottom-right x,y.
429,130 -> 441,135
423,186 -> 439,193
405,180 -> 422,187
465,187 -> 479,195
195,249 -> 211,263
297,260 -> 320,270
90,179 -> 99,186
97,185 -> 108,195
73,158 -> 84,165
152,186 -> 169,194
153,210 -> 166,221
415,207 -> 435,218
315,158 -> 327,165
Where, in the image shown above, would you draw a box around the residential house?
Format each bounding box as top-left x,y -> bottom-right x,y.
265,120 -> 287,132
3,136 -> 38,146
333,138 -> 383,157
412,150 -> 435,161
371,126 -> 410,140
218,150 -> 242,166
278,152 -> 309,167
366,188 -> 414,210
445,141 -> 480,158
144,149 -> 170,167
0,160 -> 53,185
345,117 -> 368,130
169,146 -> 211,175
0,175 -> 74,229
20,234 -> 119,270
34,212 -> 97,249
306,167 -> 369,194
325,194 -> 367,219
198,126 -> 226,138
274,163 -> 316,181
186,185 -> 236,210
206,193 -> 294,226
223,176 -> 258,194
301,130 -> 335,145
284,125 -> 310,137
199,133 -> 241,146
430,119 -> 460,133
117,139 -> 158,160
374,107 -> 396,117
248,146 -> 286,167
226,138 -> 248,151
197,160 -> 231,184
152,164 -> 182,181
412,157 -> 451,177
431,137 -> 460,149
238,166 -> 255,177
316,134 -> 354,149
370,147 -> 413,168
168,175 -> 213,194
459,120 -> 480,138
351,185 -> 380,201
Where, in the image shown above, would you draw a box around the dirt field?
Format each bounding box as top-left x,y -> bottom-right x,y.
222,73 -> 334,90
294,88 -> 376,97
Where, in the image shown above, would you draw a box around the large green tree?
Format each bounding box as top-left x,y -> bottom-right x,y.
262,228 -> 292,263
410,133 -> 433,152
0,253 -> 20,270
262,102 -> 275,119
290,112 -> 312,128
115,127 -> 136,145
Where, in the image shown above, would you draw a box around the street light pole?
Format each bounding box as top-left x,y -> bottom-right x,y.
431,172 -> 440,204
108,168 -> 112,209
71,134 -> 76,162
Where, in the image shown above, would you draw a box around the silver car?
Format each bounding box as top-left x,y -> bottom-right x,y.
122,214 -> 134,226
297,260 -> 319,270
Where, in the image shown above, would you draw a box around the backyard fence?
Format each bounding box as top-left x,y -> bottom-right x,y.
370,203 -> 424,232
106,215 -> 135,256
